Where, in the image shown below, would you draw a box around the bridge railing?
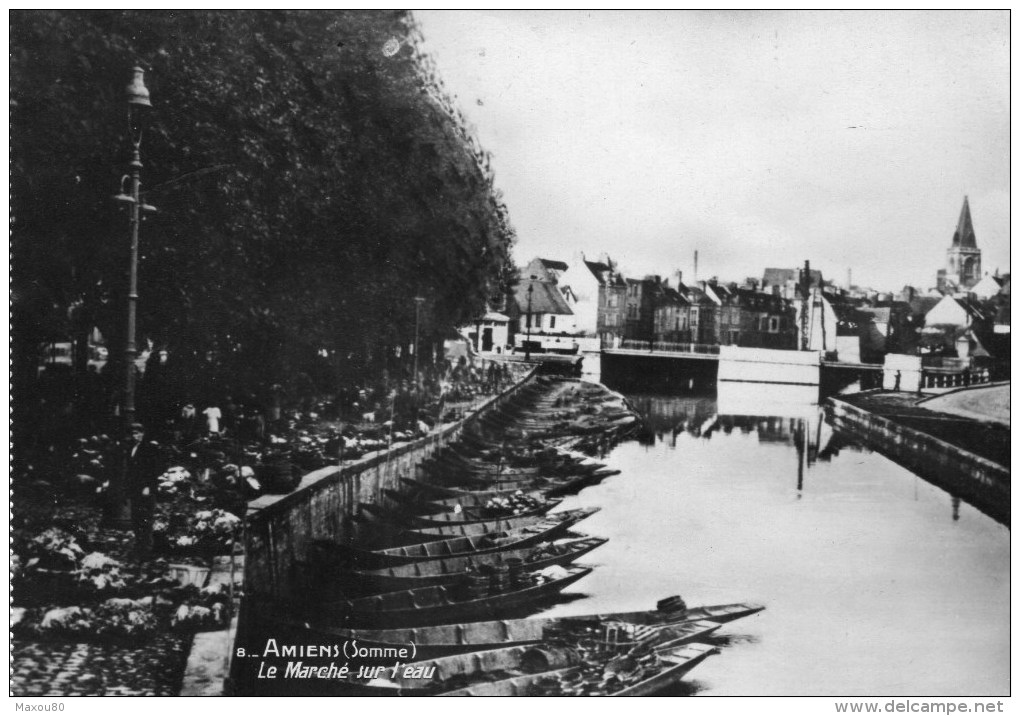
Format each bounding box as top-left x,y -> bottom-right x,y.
919,367 -> 990,389
615,340 -> 721,355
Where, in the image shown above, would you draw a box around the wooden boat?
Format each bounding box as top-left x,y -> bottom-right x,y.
405,501 -> 563,527
360,504 -> 599,541
346,619 -> 722,695
325,565 -> 593,628
347,644 -> 579,695
420,463 -> 549,490
350,536 -> 608,593
442,642 -> 718,696
435,443 -> 605,470
420,461 -> 597,491
401,476 -> 557,500
399,473 -> 618,500
382,488 -> 563,522
420,467 -> 620,495
424,458 -> 555,481
334,509 -> 600,569
428,448 -> 546,471
386,486 -> 539,510
442,443 -> 553,465
250,600 -> 762,663
538,469 -> 620,495
446,448 -> 603,477
458,431 -> 589,454
663,601 -> 765,624
430,451 -> 605,478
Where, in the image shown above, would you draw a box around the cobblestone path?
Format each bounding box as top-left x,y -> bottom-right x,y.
10,633 -> 192,696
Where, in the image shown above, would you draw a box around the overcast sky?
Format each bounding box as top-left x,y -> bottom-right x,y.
416,10 -> 1009,291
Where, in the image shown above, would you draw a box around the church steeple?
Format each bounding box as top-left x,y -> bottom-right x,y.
952,196 -> 977,248
938,195 -> 982,291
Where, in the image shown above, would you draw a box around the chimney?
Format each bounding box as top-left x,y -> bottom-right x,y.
800,260 -> 811,351
694,250 -> 699,281
801,260 -> 812,293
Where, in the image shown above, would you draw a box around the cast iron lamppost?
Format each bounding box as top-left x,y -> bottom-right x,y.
104,67 -> 154,528
412,296 -> 425,398
524,275 -> 537,361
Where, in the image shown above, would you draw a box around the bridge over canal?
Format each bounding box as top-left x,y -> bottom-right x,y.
601,341 -> 987,394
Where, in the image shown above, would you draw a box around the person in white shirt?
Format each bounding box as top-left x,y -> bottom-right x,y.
203,405 -> 222,435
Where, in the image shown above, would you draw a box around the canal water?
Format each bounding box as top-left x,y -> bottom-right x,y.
542,387 -> 1010,696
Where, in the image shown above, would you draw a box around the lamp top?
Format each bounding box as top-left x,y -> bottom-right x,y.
126,66 -> 152,108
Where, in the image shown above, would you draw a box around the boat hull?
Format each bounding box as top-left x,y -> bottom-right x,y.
244,601 -> 761,662
441,643 -> 717,696
328,566 -> 593,629
364,506 -> 600,542
351,537 -> 608,593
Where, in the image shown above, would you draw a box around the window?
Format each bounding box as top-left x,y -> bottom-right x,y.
768,316 -> 780,333
549,315 -> 556,329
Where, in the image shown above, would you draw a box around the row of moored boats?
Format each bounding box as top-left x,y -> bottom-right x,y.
253,375 -> 763,696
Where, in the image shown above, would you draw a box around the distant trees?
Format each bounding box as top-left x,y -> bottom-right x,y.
11,11 -> 515,436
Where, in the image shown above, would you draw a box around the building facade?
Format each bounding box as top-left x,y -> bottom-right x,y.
508,276 -> 578,353
595,265 -> 628,347
652,286 -> 691,344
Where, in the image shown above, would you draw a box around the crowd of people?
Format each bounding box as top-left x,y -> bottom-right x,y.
14,353 -> 529,560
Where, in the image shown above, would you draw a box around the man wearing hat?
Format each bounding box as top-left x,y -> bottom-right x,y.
125,423 -> 163,557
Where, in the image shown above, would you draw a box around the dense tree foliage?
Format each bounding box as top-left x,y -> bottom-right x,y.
11,11 -> 516,436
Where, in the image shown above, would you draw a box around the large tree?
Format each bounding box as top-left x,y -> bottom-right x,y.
11,10 -> 515,443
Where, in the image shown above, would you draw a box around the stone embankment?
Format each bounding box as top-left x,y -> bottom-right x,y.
231,373 -> 642,694
827,387 -> 1010,525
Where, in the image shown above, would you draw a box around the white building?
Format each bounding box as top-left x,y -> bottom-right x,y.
968,274 -> 1004,301
793,289 -> 839,352
924,295 -> 985,328
459,310 -> 510,355
557,253 -> 604,337
510,276 -> 578,353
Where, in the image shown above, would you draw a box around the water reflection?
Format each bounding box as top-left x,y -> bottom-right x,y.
547,386 -> 1010,695
628,391 -> 856,499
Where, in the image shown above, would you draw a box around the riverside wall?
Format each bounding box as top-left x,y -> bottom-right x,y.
827,396 -> 1010,525
243,369 -> 536,602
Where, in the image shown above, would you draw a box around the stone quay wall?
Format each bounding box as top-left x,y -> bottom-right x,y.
827,396 -> 1010,524
243,369 -> 537,602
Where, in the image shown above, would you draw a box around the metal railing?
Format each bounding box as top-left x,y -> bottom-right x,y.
919,368 -> 990,389
613,339 -> 721,355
